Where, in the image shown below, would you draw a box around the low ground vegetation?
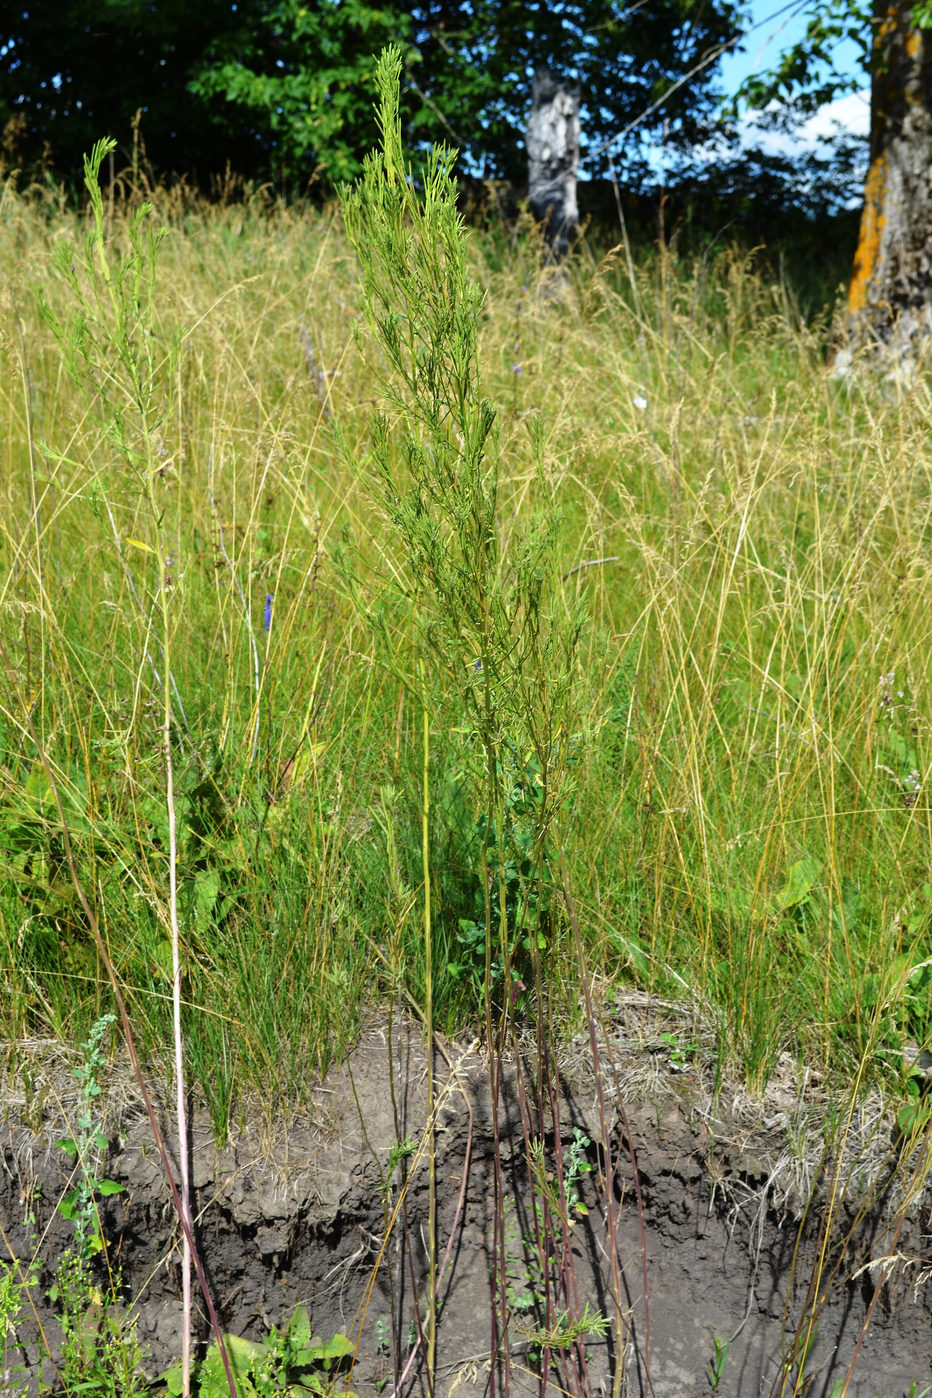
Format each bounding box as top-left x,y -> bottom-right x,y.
2,165 -> 928,1114
1,69 -> 932,1393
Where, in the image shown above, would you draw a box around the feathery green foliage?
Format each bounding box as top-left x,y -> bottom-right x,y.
339,48 -> 583,1014
0,128 -> 930,1126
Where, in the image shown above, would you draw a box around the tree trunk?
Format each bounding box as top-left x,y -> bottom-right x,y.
844,0 -> 932,365
526,67 -> 580,262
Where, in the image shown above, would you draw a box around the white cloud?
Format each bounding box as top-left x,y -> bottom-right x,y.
738,89 -> 870,159
802,89 -> 870,143
724,89 -> 870,207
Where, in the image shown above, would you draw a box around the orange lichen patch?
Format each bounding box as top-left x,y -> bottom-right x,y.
878,6 -> 899,39
848,151 -> 889,314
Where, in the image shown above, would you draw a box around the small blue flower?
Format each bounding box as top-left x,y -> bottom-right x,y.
263,594 -> 273,631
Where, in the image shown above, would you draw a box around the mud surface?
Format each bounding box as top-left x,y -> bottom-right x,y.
2,1005 -> 932,1397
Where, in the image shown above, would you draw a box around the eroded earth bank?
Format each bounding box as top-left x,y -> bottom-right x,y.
2,1001 -> 932,1398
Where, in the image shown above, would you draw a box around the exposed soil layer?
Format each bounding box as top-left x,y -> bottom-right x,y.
3,1006 -> 932,1398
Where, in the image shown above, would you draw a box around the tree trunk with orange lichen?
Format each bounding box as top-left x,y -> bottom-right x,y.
843,0 -> 932,367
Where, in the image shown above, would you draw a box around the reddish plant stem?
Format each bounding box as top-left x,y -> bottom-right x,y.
5,658 -> 238,1398
557,847 -> 651,1397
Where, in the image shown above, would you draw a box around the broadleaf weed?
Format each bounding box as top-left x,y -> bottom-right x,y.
54,1013 -> 124,1260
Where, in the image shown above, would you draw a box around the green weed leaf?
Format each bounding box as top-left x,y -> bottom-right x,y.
774,856 -> 821,912
288,1304 -> 312,1351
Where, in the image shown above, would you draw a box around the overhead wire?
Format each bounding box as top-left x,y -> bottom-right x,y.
590,0 -> 820,161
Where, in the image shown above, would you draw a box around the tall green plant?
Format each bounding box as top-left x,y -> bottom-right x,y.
339,46 -> 588,1392
340,46 -> 583,1005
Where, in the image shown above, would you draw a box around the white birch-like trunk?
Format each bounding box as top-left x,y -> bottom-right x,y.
526,67 -> 580,262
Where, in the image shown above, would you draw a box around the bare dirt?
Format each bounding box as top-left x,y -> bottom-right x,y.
2,1000 -> 932,1398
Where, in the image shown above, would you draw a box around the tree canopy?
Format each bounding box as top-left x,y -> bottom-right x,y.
1,0 -> 741,188
0,1 -> 258,180
731,0 -> 870,118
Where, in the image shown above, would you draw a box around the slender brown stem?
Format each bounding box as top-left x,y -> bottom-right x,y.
557,845 -> 651,1398
421,671 -> 437,1395
164,699 -> 192,1397
1,638 -> 238,1398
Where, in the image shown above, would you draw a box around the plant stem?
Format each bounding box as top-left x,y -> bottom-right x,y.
164,692 -> 192,1398
1,634 -> 235,1398
420,663 -> 437,1393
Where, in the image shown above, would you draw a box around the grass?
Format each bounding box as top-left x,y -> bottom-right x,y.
1,135 -> 932,1142
4,63 -> 932,1397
